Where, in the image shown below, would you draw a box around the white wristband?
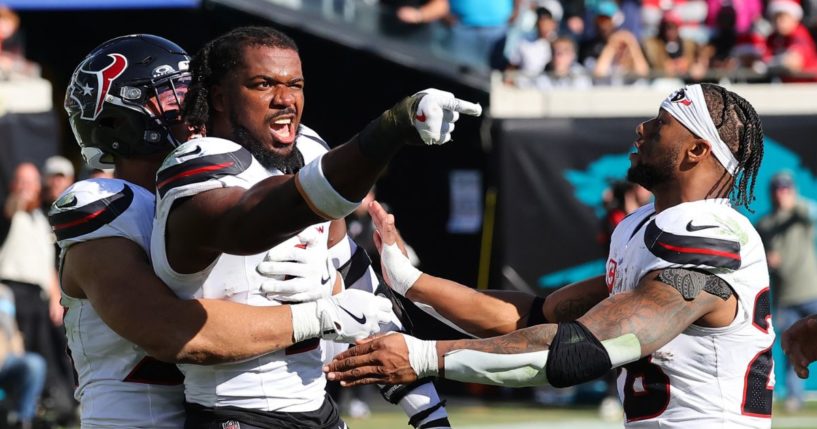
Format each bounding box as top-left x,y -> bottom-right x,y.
405,335 -> 438,378
382,242 -> 422,295
290,301 -> 321,343
296,154 -> 360,219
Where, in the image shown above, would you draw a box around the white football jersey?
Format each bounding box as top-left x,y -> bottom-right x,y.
606,199 -> 774,429
151,126 -> 333,412
49,178 -> 185,428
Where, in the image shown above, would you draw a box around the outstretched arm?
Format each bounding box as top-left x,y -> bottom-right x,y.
370,201 -> 609,337
63,237 -> 295,364
63,237 -> 393,365
326,269 -> 733,387
168,91 -> 480,272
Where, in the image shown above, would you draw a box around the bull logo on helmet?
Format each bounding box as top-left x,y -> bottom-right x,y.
67,53 -> 128,120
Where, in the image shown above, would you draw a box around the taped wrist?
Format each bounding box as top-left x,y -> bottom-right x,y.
526,296 -> 548,327
382,242 -> 422,296
290,301 -> 321,343
357,95 -> 422,163
405,335 -> 439,378
295,154 -> 360,219
545,321 -> 612,388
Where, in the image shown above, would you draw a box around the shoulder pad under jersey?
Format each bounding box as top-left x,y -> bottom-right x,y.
48,178 -> 153,250
298,124 -> 330,150
156,137 -> 257,199
645,200 -> 744,270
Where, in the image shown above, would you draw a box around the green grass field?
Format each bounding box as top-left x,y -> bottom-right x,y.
342,399 -> 817,429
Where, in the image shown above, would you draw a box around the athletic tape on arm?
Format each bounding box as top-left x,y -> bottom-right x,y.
439,323 -> 641,388
295,154 -> 360,219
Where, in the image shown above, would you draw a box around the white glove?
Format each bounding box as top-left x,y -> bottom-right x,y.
412,88 -> 482,146
291,289 -> 393,344
256,230 -> 335,303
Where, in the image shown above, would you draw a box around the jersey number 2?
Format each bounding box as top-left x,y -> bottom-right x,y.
742,287 -> 773,417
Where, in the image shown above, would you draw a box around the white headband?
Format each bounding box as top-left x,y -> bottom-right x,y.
660,84 -> 739,176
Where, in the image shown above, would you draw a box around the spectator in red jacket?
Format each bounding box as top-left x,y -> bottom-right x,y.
765,0 -> 817,81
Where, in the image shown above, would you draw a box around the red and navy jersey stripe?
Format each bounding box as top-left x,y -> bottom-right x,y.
644,220 -> 741,270
156,149 -> 253,198
49,185 -> 134,242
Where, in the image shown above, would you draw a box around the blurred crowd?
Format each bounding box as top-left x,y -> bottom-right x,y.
0,158 -> 112,428
382,0 -> 817,87
0,6 -> 39,79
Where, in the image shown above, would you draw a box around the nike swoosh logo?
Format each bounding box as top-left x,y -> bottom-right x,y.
176,145 -> 201,160
686,220 -> 719,232
338,305 -> 366,324
56,195 -> 78,208
321,274 -> 331,285
415,112 -> 427,122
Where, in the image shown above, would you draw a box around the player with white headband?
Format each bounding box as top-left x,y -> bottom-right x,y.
326,83 -> 772,429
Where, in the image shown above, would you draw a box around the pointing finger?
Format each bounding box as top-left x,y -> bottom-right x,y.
443,98 -> 482,116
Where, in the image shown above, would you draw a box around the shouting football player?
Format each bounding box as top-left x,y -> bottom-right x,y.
327,83 -> 774,429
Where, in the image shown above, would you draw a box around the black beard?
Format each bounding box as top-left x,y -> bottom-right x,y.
230,115 -> 305,174
626,148 -> 678,190
626,163 -> 672,189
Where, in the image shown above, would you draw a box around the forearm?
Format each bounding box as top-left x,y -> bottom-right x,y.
320,97 -> 419,203
162,300 -> 296,364
543,275 -> 608,322
408,274 -> 535,337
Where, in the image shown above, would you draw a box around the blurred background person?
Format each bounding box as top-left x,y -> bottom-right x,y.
380,0 -> 449,45
505,5 -> 561,87
644,12 -> 699,77
40,156 -> 74,212
706,0 -> 762,36
445,0 -> 517,68
765,0 -> 817,81
0,163 -> 75,426
580,1 -> 650,84
0,283 -> 46,429
536,36 -> 593,88
0,6 -> 37,77
756,171 -> 817,413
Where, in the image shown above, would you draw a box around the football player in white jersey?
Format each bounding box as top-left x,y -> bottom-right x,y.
51,34 -> 401,429
152,26 -> 479,428
326,83 -> 775,429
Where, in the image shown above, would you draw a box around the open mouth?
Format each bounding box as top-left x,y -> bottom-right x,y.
270,117 -> 296,144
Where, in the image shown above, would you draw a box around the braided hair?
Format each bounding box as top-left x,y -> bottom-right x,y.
182,26 -> 299,133
701,83 -> 764,211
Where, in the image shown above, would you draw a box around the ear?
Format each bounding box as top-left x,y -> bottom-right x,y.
687,138 -> 711,165
211,84 -> 226,113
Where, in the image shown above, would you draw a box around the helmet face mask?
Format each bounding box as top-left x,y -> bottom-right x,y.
65,35 -> 191,169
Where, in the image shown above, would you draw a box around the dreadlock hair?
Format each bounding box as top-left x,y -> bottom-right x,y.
182,26 -> 299,133
700,83 -> 764,211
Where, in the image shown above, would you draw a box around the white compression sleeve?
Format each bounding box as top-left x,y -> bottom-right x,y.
443,349 -> 550,387
441,333 -> 641,388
